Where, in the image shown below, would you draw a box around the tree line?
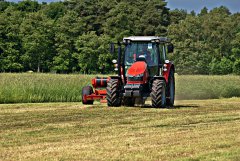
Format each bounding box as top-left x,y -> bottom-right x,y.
0,0 -> 239,74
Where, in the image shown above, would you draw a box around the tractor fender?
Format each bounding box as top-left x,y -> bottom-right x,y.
153,76 -> 166,82
163,62 -> 174,84
109,76 -> 122,85
109,76 -> 121,81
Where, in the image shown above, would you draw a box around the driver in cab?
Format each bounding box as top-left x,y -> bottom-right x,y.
140,46 -> 153,65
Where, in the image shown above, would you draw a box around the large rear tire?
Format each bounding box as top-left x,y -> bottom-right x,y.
151,79 -> 166,108
107,79 -> 121,107
82,86 -> 94,105
166,70 -> 175,107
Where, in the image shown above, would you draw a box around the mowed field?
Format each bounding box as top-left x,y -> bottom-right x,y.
1,98 -> 240,161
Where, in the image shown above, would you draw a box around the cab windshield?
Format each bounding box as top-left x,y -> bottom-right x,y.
124,42 -> 158,67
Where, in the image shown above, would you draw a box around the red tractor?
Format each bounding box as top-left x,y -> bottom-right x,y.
82,36 -> 175,108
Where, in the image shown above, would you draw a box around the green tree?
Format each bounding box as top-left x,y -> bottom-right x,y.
103,2 -> 139,40
17,0 -> 40,12
233,59 -> 240,75
168,6 -> 238,75
74,32 -> 112,74
20,11 -> 54,72
199,7 -> 208,16
169,9 -> 187,24
53,11 -> 85,73
42,1 -> 66,20
137,0 -> 170,36
0,7 -> 24,72
210,57 -> 233,75
0,0 -> 12,12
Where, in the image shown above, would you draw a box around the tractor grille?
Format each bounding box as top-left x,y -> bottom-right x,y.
127,76 -> 143,81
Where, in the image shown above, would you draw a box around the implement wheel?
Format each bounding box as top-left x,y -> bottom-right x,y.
82,86 -> 94,105
107,79 -> 121,107
151,79 -> 166,108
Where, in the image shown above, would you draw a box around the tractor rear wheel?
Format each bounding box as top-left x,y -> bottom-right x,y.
107,79 -> 121,107
82,86 -> 94,105
123,97 -> 135,107
151,79 -> 166,108
166,70 -> 175,107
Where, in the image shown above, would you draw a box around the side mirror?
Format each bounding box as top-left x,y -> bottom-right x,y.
167,43 -> 174,53
110,43 -> 115,54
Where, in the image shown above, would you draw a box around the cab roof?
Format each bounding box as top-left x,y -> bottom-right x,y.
123,36 -> 170,43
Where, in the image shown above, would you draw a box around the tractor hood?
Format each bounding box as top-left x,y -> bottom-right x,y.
127,61 -> 147,76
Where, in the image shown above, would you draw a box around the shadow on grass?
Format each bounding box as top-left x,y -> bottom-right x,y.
170,105 -> 199,109
132,104 -> 199,109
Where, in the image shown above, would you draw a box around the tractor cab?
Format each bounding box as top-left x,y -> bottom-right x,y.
124,41 -> 159,77
124,42 -> 158,66
123,36 -> 173,76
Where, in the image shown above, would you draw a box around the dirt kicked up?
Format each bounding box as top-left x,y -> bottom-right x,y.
0,98 -> 240,161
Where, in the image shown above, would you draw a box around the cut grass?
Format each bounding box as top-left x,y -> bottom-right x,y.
0,98 -> 240,160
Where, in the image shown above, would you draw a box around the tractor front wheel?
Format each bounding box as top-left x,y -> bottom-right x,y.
82,86 -> 94,105
107,79 -> 121,107
151,79 -> 166,108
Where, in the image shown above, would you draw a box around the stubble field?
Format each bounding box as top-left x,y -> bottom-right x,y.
0,98 -> 240,161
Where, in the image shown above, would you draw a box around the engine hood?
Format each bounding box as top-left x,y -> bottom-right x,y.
127,61 -> 147,76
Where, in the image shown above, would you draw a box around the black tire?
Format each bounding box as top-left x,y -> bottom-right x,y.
82,86 -> 94,105
166,70 -> 175,107
106,79 -> 121,107
123,97 -> 135,107
151,79 -> 166,108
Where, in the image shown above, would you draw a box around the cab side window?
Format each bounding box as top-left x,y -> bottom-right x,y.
162,45 -> 167,61
159,44 -> 164,64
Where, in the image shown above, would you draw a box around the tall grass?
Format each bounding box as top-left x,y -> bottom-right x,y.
175,75 -> 240,100
0,73 -> 92,103
0,73 -> 240,103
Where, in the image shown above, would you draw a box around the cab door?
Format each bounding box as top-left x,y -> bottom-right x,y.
147,43 -> 159,77
160,44 -> 167,64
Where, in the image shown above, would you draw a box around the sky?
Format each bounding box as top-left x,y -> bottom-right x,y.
7,0 -> 240,14
166,0 -> 240,13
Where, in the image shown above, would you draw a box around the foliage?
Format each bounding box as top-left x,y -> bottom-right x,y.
20,11 -> 54,72
0,6 -> 24,72
168,9 -> 240,75
74,32 -> 112,74
0,0 -> 240,74
233,59 -> 240,75
209,57 -> 233,75
52,10 -> 84,73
